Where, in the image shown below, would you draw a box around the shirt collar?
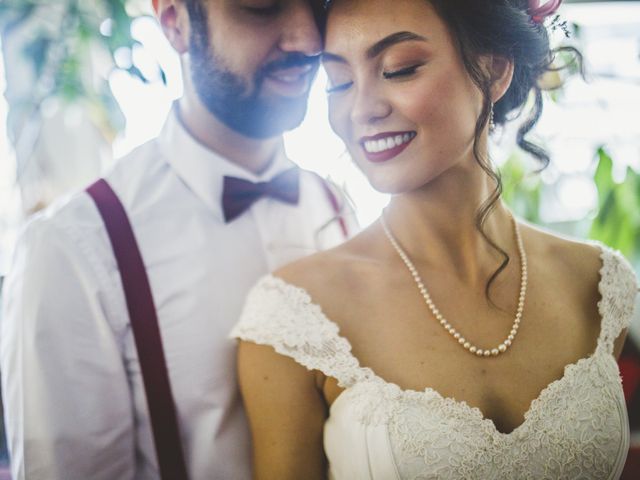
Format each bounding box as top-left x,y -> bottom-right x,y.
158,106 -> 295,221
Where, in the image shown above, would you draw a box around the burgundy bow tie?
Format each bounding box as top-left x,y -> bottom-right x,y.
222,167 -> 300,223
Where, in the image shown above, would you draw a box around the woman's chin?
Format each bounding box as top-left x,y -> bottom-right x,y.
368,176 -> 421,196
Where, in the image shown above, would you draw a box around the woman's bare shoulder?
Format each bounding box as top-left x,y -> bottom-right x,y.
522,224 -> 602,312
520,221 -> 603,282
274,228 -> 383,308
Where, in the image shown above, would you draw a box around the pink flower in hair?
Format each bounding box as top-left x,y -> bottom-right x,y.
528,0 -> 563,24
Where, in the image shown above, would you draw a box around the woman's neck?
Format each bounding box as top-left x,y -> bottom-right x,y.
383,162 -> 515,288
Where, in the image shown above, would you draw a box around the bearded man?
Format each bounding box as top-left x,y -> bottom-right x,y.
0,1 -> 353,479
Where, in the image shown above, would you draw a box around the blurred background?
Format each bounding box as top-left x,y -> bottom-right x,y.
0,0 -> 638,478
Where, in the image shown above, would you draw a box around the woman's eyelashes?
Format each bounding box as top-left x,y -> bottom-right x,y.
326,63 -> 425,95
382,63 -> 425,79
326,80 -> 353,95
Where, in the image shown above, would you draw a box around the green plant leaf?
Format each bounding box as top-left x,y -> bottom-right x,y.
593,147 -> 614,210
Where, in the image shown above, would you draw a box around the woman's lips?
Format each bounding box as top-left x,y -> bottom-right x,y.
360,131 -> 417,163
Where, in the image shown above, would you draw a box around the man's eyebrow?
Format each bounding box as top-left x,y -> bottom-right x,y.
366,31 -> 428,59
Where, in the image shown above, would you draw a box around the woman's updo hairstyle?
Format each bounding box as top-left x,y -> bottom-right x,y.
424,0 -> 581,301
426,0 -> 579,168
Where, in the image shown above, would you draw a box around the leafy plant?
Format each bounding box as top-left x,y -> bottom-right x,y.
590,147 -> 640,266
501,146 -> 640,270
0,0 -> 163,141
500,153 -> 543,225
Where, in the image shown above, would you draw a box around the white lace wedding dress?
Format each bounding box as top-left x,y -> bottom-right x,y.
232,245 -> 639,479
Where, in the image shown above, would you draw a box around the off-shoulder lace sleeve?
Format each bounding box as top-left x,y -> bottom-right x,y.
597,245 -> 639,353
230,275 -> 369,388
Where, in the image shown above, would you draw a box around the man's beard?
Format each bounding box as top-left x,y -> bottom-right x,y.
187,7 -> 319,139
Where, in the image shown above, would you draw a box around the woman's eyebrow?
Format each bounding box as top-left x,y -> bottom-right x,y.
322,52 -> 347,64
322,31 -> 428,64
366,31 -> 428,59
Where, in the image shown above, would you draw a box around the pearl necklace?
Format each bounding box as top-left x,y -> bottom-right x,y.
380,212 -> 528,357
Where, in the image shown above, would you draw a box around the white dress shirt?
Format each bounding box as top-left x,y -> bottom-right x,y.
0,110 -> 355,480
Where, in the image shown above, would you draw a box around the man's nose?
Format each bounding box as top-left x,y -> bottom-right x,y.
278,1 -> 322,57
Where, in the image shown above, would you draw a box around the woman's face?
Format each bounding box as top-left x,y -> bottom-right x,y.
324,0 -> 485,194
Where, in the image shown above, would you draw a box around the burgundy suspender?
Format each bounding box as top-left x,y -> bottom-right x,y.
86,179 -> 189,480
316,176 -> 350,239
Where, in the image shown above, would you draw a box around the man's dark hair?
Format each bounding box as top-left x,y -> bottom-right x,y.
184,0 -> 208,43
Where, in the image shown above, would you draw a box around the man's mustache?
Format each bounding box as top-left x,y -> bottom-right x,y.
261,53 -> 320,76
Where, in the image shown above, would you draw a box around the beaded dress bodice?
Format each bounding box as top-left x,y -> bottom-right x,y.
232,245 -> 638,479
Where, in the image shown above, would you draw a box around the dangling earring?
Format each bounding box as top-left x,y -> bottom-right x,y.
489,103 -> 496,133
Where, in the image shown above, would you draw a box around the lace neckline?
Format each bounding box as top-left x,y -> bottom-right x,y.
263,242 -> 626,437
330,353 -> 606,437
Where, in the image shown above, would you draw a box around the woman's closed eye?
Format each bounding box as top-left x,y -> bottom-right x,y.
326,80 -> 353,95
382,63 -> 425,80
325,61 -> 426,94
325,69 -> 353,94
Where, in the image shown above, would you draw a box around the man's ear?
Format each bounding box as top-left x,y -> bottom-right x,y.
488,55 -> 515,103
155,0 -> 190,54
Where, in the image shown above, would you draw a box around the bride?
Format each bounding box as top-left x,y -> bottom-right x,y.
232,0 -> 638,478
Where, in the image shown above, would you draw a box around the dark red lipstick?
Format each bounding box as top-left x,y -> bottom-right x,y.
360,131 -> 416,163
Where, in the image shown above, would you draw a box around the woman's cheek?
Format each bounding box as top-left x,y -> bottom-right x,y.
328,96 -> 353,143
390,80 -> 441,127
